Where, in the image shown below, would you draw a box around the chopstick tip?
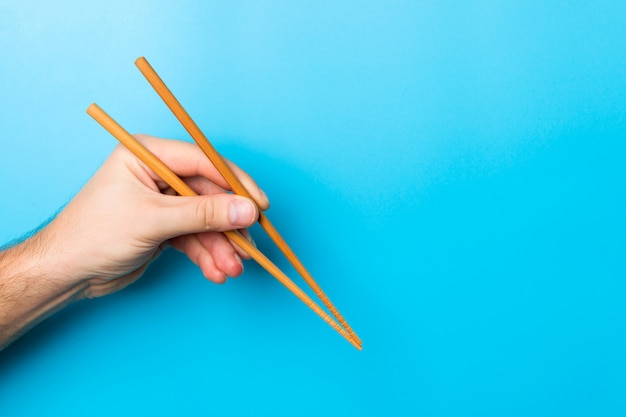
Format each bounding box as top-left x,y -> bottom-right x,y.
347,336 -> 362,351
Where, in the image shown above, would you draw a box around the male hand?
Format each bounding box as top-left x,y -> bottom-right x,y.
44,134 -> 269,297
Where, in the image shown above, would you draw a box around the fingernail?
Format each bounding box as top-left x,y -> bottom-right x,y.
229,199 -> 255,226
259,188 -> 270,208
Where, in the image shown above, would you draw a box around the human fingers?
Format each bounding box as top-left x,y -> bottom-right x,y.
132,134 -> 235,189
224,159 -> 270,210
156,175 -> 256,261
149,194 -> 258,242
133,134 -> 270,210
190,228 -> 252,263
170,235 -> 227,284
170,228 -> 251,282
156,175 -> 227,196
195,232 -> 244,278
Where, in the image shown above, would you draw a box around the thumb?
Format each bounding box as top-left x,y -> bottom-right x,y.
153,194 -> 258,239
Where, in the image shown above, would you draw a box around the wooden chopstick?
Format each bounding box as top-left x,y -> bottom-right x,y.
86,103 -> 361,350
134,56 -> 362,347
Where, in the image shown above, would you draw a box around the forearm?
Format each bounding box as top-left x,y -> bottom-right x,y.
0,231 -> 87,350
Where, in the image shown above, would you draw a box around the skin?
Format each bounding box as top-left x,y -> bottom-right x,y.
0,134 -> 269,349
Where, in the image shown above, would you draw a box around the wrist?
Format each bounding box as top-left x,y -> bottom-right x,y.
0,232 -> 88,349
16,224 -> 89,289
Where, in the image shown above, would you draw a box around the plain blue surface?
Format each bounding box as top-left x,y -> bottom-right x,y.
1,1 -> 625,415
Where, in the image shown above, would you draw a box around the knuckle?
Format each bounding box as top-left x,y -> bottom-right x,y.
196,198 -> 218,230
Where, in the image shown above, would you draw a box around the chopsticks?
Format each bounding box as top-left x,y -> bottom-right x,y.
86,103 -> 361,350
134,56 -> 362,347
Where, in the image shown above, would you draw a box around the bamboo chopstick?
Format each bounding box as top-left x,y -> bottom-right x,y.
86,103 -> 361,350
134,56 -> 362,346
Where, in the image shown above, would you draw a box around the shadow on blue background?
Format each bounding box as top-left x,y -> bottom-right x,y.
1,1 -> 625,416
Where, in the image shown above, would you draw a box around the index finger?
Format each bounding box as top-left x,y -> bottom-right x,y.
134,134 -> 270,210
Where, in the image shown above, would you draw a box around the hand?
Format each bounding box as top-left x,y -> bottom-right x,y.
1,134 -> 270,347
44,134 -> 270,297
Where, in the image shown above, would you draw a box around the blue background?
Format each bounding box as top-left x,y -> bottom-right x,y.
1,1 -> 625,415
